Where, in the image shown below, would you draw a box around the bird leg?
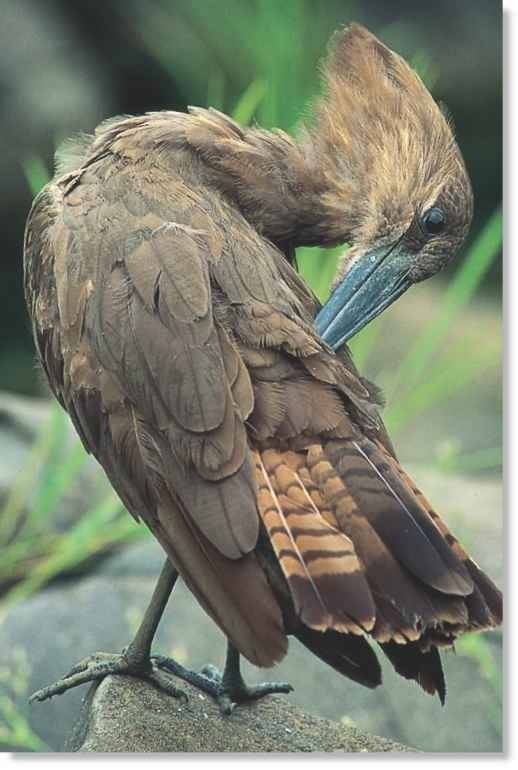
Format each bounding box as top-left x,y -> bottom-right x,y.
31,559 -> 291,715
30,558 -> 186,704
153,641 -> 293,715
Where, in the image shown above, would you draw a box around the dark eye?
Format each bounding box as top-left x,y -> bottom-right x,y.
421,207 -> 446,236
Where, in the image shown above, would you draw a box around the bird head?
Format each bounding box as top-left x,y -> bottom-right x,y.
302,24 -> 473,348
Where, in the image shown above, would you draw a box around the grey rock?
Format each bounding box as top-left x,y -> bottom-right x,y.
0,391 -> 49,491
69,674 -> 413,753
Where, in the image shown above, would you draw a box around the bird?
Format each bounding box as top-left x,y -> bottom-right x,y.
24,23 -> 501,714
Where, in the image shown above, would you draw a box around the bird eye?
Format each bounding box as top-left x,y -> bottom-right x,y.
421,207 -> 446,236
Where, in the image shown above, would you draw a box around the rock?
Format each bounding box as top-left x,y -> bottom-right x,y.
69,675 -> 413,753
0,391 -> 49,492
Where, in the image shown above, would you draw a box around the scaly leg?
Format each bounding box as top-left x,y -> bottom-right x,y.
153,640 -> 293,714
30,558 -> 186,703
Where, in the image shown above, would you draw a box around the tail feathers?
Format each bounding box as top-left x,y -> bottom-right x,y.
465,562 -> 503,625
324,437 -> 473,596
296,624 -> 446,704
295,626 -> 382,689
292,437 -> 501,649
380,641 -> 446,704
306,443 -> 469,640
377,442 -> 503,629
254,448 -> 376,634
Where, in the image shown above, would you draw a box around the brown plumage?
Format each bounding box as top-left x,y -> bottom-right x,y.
23,24 -> 500,705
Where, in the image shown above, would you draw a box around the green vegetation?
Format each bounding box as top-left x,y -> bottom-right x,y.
0,649 -> 49,751
456,632 -> 503,734
0,402 -> 143,608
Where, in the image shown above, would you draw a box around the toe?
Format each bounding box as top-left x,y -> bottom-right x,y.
149,667 -> 188,703
216,693 -> 236,715
247,681 -> 294,698
200,664 -> 221,682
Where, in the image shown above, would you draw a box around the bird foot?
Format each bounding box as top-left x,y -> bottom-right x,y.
152,655 -> 293,715
29,650 -> 187,704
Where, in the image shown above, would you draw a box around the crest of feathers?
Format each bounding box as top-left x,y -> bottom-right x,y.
300,24 -> 470,244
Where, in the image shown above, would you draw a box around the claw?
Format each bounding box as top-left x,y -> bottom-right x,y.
200,663 -> 222,681
153,655 -> 293,715
29,651 -> 187,705
217,693 -> 236,715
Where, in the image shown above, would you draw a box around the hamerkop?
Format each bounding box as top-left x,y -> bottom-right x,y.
24,24 -> 501,713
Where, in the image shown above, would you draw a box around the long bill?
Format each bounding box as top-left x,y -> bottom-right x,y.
314,241 -> 414,350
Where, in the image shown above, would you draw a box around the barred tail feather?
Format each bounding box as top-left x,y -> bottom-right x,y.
314,434 -> 499,639
375,440 -> 503,629
325,437 -> 473,596
254,448 -> 376,634
253,434 -> 501,703
306,442 -> 469,643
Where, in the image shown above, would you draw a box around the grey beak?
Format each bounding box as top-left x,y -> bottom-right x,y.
314,241 -> 414,349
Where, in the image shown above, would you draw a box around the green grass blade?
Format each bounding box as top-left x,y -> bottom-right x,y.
456,634 -> 502,734
296,245 -> 342,303
0,405 -> 65,543
31,441 -> 90,526
1,493 -> 130,607
232,79 -> 267,126
385,339 -> 499,431
437,445 -> 502,474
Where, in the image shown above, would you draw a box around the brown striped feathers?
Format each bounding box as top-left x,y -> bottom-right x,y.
254,447 -> 375,634
253,437 -> 501,703
375,441 -> 503,630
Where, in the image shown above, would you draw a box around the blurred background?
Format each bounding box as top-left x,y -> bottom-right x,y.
0,0 -> 502,754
